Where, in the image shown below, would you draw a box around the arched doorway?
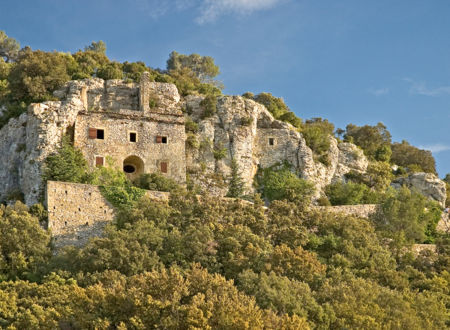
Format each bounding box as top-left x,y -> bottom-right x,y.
123,155 -> 144,179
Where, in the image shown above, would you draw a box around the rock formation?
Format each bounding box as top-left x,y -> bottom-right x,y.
392,172 -> 447,207
185,94 -> 368,198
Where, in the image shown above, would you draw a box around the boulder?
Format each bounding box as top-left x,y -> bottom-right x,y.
392,172 -> 446,207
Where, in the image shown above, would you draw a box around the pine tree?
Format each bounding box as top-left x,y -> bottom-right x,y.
226,158 -> 244,198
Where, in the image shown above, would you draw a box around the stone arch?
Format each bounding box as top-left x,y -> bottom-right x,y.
123,155 -> 144,178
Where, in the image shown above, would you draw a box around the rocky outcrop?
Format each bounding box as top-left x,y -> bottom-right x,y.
392,172 -> 446,207
0,77 -> 182,205
185,95 -> 368,198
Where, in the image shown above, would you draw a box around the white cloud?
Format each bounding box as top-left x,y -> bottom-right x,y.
368,88 -> 389,96
418,143 -> 450,153
134,0 -> 285,23
404,78 -> 450,96
196,0 -> 285,24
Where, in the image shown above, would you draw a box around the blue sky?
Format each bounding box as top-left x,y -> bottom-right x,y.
2,0 -> 449,176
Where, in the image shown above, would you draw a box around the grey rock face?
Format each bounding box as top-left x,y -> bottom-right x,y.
0,77 -> 182,205
392,172 -> 446,207
185,95 -> 369,198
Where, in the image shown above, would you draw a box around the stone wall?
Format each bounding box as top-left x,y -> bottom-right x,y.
315,204 -> 378,219
46,181 -> 169,249
0,74 -> 185,205
74,111 -> 186,183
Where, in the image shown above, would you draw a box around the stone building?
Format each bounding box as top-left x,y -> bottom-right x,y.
73,72 -> 186,183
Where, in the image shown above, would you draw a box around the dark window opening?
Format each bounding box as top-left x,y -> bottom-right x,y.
97,129 -> 104,139
123,164 -> 136,173
64,221 -> 67,226
160,162 -> 168,173
85,222 -> 89,226
156,136 -> 168,144
129,132 -> 137,142
269,138 -> 274,146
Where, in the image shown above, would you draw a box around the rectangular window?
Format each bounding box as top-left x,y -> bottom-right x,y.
96,129 -> 104,139
160,161 -> 168,173
88,128 -> 104,140
269,138 -> 274,146
156,136 -> 168,144
129,132 -> 137,142
95,156 -> 104,167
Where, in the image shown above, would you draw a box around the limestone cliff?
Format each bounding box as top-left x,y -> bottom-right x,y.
184,95 -> 368,198
0,77 -> 446,206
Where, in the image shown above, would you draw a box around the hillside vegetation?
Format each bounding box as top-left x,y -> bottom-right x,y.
0,31 -> 449,328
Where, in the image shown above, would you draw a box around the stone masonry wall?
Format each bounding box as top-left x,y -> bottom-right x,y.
74,111 -> 186,183
47,181 -> 169,249
315,204 -> 379,219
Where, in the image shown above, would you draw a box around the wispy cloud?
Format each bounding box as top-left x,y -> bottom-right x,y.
404,78 -> 450,96
368,88 -> 389,96
133,0 -> 285,23
419,143 -> 450,153
196,0 -> 285,24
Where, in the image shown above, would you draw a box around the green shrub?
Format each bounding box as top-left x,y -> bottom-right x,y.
344,123 -> 392,161
134,173 -> 180,192
325,181 -> 382,205
186,132 -> 199,149
213,145 -> 227,160
43,137 -> 91,184
240,116 -> 253,126
185,117 -> 199,133
391,140 -> 436,174
226,158 -> 245,198
96,61 -> 123,80
258,163 -> 315,204
301,118 -> 334,164
373,187 -> 442,247
200,95 -> 217,119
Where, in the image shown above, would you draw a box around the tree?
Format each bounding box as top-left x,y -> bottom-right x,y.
0,31 -> 20,62
167,51 -> 220,81
226,158 -> 245,198
259,164 -> 315,205
43,137 -> 91,184
301,118 -> 335,163
344,122 -> 392,160
0,202 -> 51,280
96,61 -> 123,80
373,186 -> 442,247
84,40 -> 106,54
391,140 -> 437,174
8,48 -> 74,102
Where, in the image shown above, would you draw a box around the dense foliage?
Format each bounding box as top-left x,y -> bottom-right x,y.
0,190 -> 448,328
344,122 -> 392,161
257,163 -> 315,205
391,140 -> 437,174
0,32 -> 223,130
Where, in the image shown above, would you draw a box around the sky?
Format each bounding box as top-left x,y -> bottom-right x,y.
1,0 -> 449,176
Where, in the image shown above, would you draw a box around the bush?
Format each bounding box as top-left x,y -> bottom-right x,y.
185,117 -> 199,133
325,181 -> 382,205
43,137 -> 91,184
373,186 -> 442,247
213,145 -> 227,160
226,158 -> 245,198
8,48 -> 75,103
301,118 -> 334,163
258,163 -> 315,204
344,123 -> 392,161
240,116 -> 253,126
391,140 -> 437,174
134,172 -> 180,192
200,95 -> 217,119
